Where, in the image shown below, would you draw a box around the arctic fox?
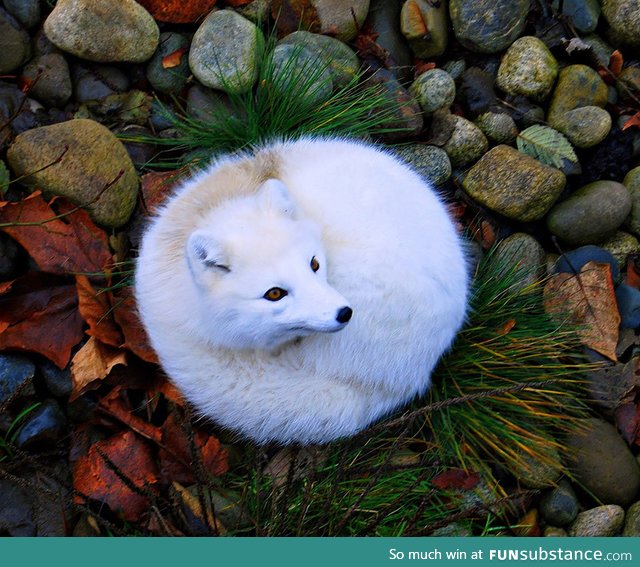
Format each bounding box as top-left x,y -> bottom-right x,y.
135,137 -> 469,445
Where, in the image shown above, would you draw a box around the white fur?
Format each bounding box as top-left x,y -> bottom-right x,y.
135,138 -> 469,445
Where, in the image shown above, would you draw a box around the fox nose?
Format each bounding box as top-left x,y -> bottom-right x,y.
336,306 -> 353,324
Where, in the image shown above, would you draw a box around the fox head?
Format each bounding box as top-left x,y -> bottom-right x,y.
185,179 -> 353,351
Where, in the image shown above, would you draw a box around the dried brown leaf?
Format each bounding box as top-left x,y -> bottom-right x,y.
70,336 -> 127,400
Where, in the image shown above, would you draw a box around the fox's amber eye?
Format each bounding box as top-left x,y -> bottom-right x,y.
310,257 -> 320,272
264,287 -> 288,301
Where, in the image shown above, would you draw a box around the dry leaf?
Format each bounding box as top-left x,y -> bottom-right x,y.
112,286 -> 159,364
608,49 -> 624,76
75,275 -> 123,347
496,319 -> 517,336
136,0 -> 218,23
431,468 -> 480,490
543,261 -> 620,361
162,47 -> 188,69
140,170 -> 184,214
623,111 -> 640,131
98,386 -> 162,443
70,336 -> 127,400
171,481 -> 226,535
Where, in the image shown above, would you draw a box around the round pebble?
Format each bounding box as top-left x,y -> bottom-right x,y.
21,53 -> 72,108
38,359 -> 72,399
0,7 -> 31,73
0,354 -> 36,407
539,480 -> 579,526
410,69 -> 456,114
73,63 -> 130,103
441,114 -> 488,167
496,36 -> 559,102
546,181 -> 632,246
462,145 -> 566,222
602,0 -> 640,47
146,32 -> 190,94
560,0 -> 601,34
44,0 -> 159,63
400,0 -> 448,58
554,106 -> 612,148
568,505 -> 625,537
492,233 -> 546,291
623,501 -> 640,536
600,231 -> 640,266
566,418 -> 640,507
554,245 -> 620,281
3,0 -> 41,29
392,144 -> 452,186
15,399 -> 67,450
474,112 -> 518,144
617,67 -> 640,102
615,284 -> 640,329
624,167 -> 640,237
189,10 -> 263,94
512,449 -> 562,489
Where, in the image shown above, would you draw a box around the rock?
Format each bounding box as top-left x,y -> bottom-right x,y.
431,523 -> 472,537
615,284 -> 640,329
544,526 -> 567,536
410,69 -> 455,114
463,145 -> 566,222
400,0 -> 448,59
568,505 -> 625,537
623,501 -> 640,536
554,0 -> 601,34
362,68 -> 423,141
492,233 -> 546,291
15,399 -> 67,450
146,32 -> 190,94
442,59 -> 466,82
207,489 -> 252,531
566,418 -> 640,507
189,10 -> 262,94
3,0 -> 41,29
440,114 -> 488,167
496,36 -> 558,102
624,167 -> 640,237
555,246 -> 620,281
73,63 -> 130,103
0,7 -> 31,73
580,34 -> 616,68
392,144 -> 452,186
44,0 -> 159,63
617,67 -> 640,102
278,31 -> 359,90
237,0 -> 272,24
602,0 -> 640,47
186,84 -> 234,125
0,354 -> 35,407
21,53 -> 72,108
546,181 -> 632,246
269,44 -> 333,106
7,119 -> 139,228
38,359 -> 72,399
554,106 -> 612,149
0,479 -> 36,536
0,231 -> 21,280
364,0 -> 412,83
512,449 -> 562,489
271,0 -> 370,42
458,67 -> 498,119
474,112 -> 518,144
547,65 -> 608,127
601,231 -> 640,266
539,480 -> 579,526
449,0 -> 529,53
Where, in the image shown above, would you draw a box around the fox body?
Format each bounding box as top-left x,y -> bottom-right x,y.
135,138 -> 469,444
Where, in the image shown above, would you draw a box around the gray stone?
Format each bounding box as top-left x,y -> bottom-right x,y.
3,0 -> 41,29
442,59 -> 466,82
539,480 -> 579,526
580,34 -> 615,68
0,479 -> 36,536
392,144 -> 452,186
474,112 -> 518,144
39,359 -> 72,399
189,10 -> 262,94
492,233 -> 546,291
0,354 -> 35,407
496,36 -> 559,102
44,0 -> 159,63
449,0 -> 529,54
623,501 -> 640,536
615,283 -> 640,329
624,167 -> 640,237
544,526 -> 567,536
237,0 -> 271,23
546,181 -> 632,247
400,0 -> 448,59
0,7 -> 30,73
547,65 -> 608,127
555,246 -> 620,280
441,114 -> 488,167
21,53 -> 72,108
186,84 -> 235,125
554,106 -> 612,148
410,69 -> 455,114
146,32 -> 190,95
431,523 -> 472,537
554,0 -> 601,34
73,64 -> 130,103
600,231 -> 640,267
463,145 -> 566,222
568,505 -> 625,537
512,448 -> 562,489
617,67 -> 640,102
15,399 -> 67,450
566,418 -> 640,507
269,43 -> 333,106
602,0 -> 640,47
278,31 -> 359,90
7,119 -> 139,228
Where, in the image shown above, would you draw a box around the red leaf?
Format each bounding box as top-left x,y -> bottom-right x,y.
136,0 -> 218,23
140,170 -> 184,214
158,412 -> 228,485
432,468 -> 480,490
0,272 -> 84,368
73,430 -> 159,522
614,402 -> 640,446
496,319 -> 517,336
0,192 -> 113,276
75,275 -> 123,347
626,256 -> 640,288
161,47 -> 188,69
623,112 -> 640,131
112,286 -> 159,364
609,49 -> 624,76
98,386 -> 162,443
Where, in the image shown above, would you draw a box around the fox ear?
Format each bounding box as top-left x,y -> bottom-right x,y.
257,179 -> 295,217
186,230 -> 230,273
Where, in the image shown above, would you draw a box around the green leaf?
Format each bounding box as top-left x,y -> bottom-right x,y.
516,124 -> 578,168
